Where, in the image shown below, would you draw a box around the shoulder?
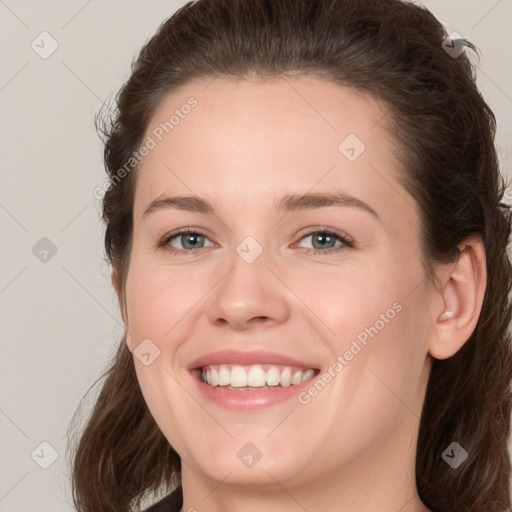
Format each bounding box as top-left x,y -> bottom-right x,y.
142,486 -> 183,512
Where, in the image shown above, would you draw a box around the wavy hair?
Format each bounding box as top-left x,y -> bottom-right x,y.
66,0 -> 512,510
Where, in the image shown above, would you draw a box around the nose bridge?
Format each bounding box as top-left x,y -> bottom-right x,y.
206,233 -> 290,329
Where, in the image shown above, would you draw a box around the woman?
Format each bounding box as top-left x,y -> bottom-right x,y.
66,0 -> 512,511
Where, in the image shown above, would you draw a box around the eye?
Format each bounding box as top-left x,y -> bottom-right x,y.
158,228 -> 215,255
158,227 -> 353,256
294,228 -> 353,255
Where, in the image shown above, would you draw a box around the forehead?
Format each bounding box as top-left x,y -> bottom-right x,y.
133,76 -> 415,225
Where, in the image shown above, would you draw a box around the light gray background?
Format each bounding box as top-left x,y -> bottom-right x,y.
1,1 -> 511,510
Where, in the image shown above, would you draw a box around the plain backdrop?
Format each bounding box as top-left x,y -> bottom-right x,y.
1,1 -> 511,510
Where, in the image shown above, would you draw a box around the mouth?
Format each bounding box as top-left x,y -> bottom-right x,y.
187,349 -> 322,409
191,364 -> 320,390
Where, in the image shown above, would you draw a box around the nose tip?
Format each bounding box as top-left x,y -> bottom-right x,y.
206,246 -> 291,331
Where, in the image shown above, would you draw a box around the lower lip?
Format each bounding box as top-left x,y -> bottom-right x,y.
191,370 -> 318,411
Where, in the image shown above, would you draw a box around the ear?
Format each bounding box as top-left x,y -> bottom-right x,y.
112,268 -> 134,353
111,267 -> 129,332
428,235 -> 487,360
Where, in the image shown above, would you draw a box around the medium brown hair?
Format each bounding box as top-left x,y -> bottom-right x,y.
66,0 -> 512,510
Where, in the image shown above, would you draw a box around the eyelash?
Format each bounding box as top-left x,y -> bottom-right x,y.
157,227 -> 354,256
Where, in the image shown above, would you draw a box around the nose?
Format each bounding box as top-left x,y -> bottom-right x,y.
206,244 -> 291,331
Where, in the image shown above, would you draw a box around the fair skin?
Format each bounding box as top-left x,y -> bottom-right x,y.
113,76 -> 486,512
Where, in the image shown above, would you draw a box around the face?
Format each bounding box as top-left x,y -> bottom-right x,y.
123,76 -> 434,493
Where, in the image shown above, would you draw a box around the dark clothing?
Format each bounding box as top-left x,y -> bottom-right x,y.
144,486 -> 183,512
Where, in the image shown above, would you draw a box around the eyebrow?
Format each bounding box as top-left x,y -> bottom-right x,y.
142,191 -> 380,220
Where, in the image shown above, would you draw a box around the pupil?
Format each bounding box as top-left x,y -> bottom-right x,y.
314,233 -> 333,249
183,234 -> 202,249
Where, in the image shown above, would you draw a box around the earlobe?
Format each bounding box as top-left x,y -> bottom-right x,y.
428,235 -> 487,360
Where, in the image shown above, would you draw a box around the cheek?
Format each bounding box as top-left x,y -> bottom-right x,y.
124,255 -> 204,344
132,361 -> 194,462
304,252 -> 428,404
292,259 -> 406,349
125,260 -> 198,456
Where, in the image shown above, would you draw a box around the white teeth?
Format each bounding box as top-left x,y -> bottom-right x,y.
280,367 -> 292,387
201,364 -> 317,388
230,366 -> 247,387
247,365 -> 267,387
291,370 -> 302,385
210,367 -> 219,386
266,366 -> 281,386
301,369 -> 315,382
218,365 -> 230,385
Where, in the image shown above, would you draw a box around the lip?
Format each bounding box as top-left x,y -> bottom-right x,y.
187,349 -> 319,371
192,376 -> 319,411
187,349 -> 321,411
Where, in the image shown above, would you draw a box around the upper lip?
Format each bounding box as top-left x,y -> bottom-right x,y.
187,349 -> 320,371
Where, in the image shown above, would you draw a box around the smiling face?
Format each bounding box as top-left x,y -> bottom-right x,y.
122,76 -> 436,506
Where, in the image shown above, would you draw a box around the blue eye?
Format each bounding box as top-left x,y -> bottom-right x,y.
159,228 -> 214,255
158,228 -> 353,256
296,229 -> 353,254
